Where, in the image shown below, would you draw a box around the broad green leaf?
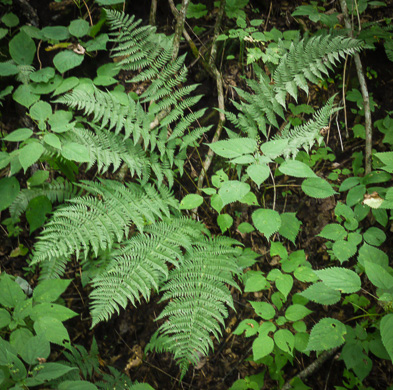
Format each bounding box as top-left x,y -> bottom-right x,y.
233,319 -> 259,337
208,138 -> 256,158
3,128 -> 33,142
53,51 -> 84,73
358,243 -> 389,268
260,139 -> 289,159
26,196 -> 52,234
347,184 -> 366,207
306,318 -> 346,351
238,222 -> 255,233
250,301 -> 276,320
34,316 -> 70,346
211,194 -> 223,213
314,267 -> 361,293
0,309 -> 11,329
285,304 -> 312,321
332,240 -> 358,263
31,363 -> 78,382
218,180 -> 250,206
179,194 -> 203,209
364,261 -> 393,290
30,67 -> 55,83
33,279 -> 72,303
6,350 -> 27,381
53,76 -> 80,96
279,160 -> 317,178
97,63 -> 120,77
240,191 -> 258,206
27,170 -> 49,187
68,19 -> 89,38
0,62 -> 19,76
19,335 -> 51,365
0,28 -> 8,39
13,84 -> 40,108
274,329 -> 295,355
318,223 -> 347,241
363,227 -> 386,246
2,12 -> 19,27
30,101 -> 52,121
244,271 -> 267,292
44,133 -> 62,149
95,0 -> 124,4
302,177 -> 337,198
217,213 -> 233,233
0,176 -> 19,211
10,328 -> 33,355
300,282 -> 341,305
252,208 -> 281,241
182,1 -> 207,18
61,142 -> 90,162
380,314 -> 393,361
278,212 -> 301,244
19,142 -> 44,172
339,176 -> 361,192
0,273 -> 26,308
253,334 -> 274,361
41,26 -> 70,40
276,273 -> 293,299
247,164 -> 270,186
9,31 -> 35,65
84,34 -> 109,52
57,381 -> 99,390
375,151 -> 393,172
30,74 -> 63,95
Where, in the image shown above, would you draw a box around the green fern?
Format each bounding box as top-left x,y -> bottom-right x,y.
154,237 -> 241,377
31,179 -> 177,279
9,177 -> 78,223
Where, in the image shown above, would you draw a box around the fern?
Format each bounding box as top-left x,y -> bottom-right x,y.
9,177 -> 79,223
31,179 -> 177,279
154,237 -> 241,377
229,35 -> 362,138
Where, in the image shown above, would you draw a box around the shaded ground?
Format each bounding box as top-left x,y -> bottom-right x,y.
1,0 -> 393,389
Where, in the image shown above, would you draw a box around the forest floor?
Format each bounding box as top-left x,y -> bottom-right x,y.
2,0 -> 393,389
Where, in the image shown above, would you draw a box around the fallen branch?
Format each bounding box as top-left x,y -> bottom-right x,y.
281,347 -> 341,390
338,0 -> 372,174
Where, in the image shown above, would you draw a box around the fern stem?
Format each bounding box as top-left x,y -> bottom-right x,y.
339,0 -> 372,174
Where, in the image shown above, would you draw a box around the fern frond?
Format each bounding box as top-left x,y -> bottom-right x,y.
274,95 -> 338,158
31,180 -> 177,279
154,237 -> 241,377
9,178 -> 78,223
89,218 -> 206,326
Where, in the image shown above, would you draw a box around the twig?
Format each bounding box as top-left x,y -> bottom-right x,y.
149,0 -> 158,25
281,347 -> 341,390
338,0 -> 372,174
171,0 -> 190,61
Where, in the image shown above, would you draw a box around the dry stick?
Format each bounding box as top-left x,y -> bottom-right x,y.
171,0 -> 190,61
281,347 -> 341,390
149,0 -> 158,25
338,0 -> 372,174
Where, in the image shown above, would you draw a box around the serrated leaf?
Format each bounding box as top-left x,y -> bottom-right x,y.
33,279 -> 72,303
306,318 -> 346,351
53,51 -> 84,73
61,142 -> 90,162
279,160 -> 317,178
44,133 -> 62,149
253,334 -> 274,361
218,180 -> 250,206
247,164 -> 270,186
380,314 -> 393,361
260,139 -> 289,159
252,208 -> 281,241
244,271 -> 267,292
318,223 -> 347,241
250,301 -> 276,320
217,213 -> 233,233
274,329 -> 295,355
314,267 -> 361,293
294,266 -> 319,283
30,303 -> 77,322
358,243 -> 388,268
363,227 -> 386,247
276,273 -> 293,299
278,212 -> 301,244
0,176 -> 19,211
300,282 -> 341,305
30,67 -> 55,83
208,138 -> 256,158
3,128 -> 33,142
19,142 -> 44,172
34,316 -> 70,346
285,304 -> 312,321
332,240 -> 358,263
364,261 -> 393,290
180,194 -> 203,209
302,177 -> 337,198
